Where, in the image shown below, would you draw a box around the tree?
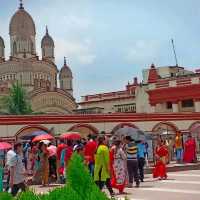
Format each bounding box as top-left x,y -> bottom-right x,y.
0,82 -> 32,115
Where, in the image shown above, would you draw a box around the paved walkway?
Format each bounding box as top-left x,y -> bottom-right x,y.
115,170 -> 200,200
29,169 -> 200,200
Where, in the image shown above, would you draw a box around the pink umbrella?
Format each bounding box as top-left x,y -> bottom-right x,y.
32,134 -> 54,143
60,132 -> 81,140
0,142 -> 12,150
47,145 -> 57,157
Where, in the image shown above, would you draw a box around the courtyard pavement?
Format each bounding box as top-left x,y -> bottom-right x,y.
30,169 -> 200,200
115,169 -> 200,200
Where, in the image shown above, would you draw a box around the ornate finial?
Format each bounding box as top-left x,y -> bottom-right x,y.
151,63 -> 155,69
46,25 -> 49,35
64,57 -> 67,65
19,0 -> 24,9
134,77 -> 138,85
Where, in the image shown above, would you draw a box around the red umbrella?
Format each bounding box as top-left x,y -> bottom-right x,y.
0,142 -> 12,150
60,132 -> 81,140
32,134 -> 54,143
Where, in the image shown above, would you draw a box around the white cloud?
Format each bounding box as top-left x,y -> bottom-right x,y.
55,38 -> 96,65
63,15 -> 92,30
126,40 -> 160,64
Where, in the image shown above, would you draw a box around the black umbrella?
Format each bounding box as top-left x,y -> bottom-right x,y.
20,131 -> 48,140
114,127 -> 147,141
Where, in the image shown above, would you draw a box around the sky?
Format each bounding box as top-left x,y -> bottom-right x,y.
1,0 -> 200,101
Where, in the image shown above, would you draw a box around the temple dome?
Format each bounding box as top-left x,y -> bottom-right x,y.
41,28 -> 54,47
59,58 -> 73,79
9,7 -> 36,37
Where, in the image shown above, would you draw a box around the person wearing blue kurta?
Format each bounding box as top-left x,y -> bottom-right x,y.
0,159 -> 3,192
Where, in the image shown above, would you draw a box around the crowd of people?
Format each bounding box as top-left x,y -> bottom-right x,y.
0,132 -> 198,197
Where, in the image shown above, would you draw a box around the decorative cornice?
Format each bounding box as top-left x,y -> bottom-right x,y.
79,96 -> 134,105
0,112 -> 200,125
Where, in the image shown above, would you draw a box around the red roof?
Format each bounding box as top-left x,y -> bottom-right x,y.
148,64 -> 159,83
147,84 -> 200,105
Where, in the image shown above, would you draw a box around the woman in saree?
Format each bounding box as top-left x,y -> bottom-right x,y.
41,142 -> 49,186
110,139 -> 127,194
153,140 -> 168,180
32,142 -> 43,184
183,135 -> 197,163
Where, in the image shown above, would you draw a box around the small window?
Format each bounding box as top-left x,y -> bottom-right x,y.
182,99 -> 194,108
166,102 -> 172,109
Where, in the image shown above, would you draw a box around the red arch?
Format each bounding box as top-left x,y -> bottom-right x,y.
68,123 -> 99,134
15,125 -> 50,140
189,121 -> 200,132
111,123 -> 139,134
152,122 -> 178,132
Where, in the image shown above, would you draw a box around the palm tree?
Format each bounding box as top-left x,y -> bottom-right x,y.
0,81 -> 32,115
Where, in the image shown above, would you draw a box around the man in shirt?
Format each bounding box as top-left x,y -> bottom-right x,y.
174,132 -> 183,163
10,142 -> 27,196
125,136 -> 140,188
137,140 -> 146,182
5,147 -> 16,191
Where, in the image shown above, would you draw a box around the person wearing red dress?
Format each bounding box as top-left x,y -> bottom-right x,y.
183,135 -> 197,163
56,139 -> 67,182
153,140 -> 168,180
64,140 -> 73,166
84,135 -> 97,176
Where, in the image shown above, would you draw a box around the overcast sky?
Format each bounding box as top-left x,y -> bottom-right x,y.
1,0 -> 200,101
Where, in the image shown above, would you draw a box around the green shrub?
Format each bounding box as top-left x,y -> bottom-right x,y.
67,153 -> 111,200
47,186 -> 81,200
0,192 -> 13,200
16,190 -> 40,200
67,153 -> 93,199
86,184 -> 111,200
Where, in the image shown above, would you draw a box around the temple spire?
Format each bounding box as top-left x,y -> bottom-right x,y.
19,0 -> 24,9
46,25 -> 49,35
64,57 -> 67,66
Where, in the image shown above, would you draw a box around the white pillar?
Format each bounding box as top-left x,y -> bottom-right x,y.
172,102 -> 178,113
195,101 -> 200,112
151,105 -> 156,113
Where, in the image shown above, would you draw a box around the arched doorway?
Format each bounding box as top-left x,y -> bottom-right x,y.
112,123 -> 154,161
68,124 -> 99,138
15,125 -> 49,140
189,122 -> 200,158
111,123 -> 138,134
152,122 -> 178,162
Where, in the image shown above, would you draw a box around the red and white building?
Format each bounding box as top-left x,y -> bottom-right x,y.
78,64 -> 200,114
